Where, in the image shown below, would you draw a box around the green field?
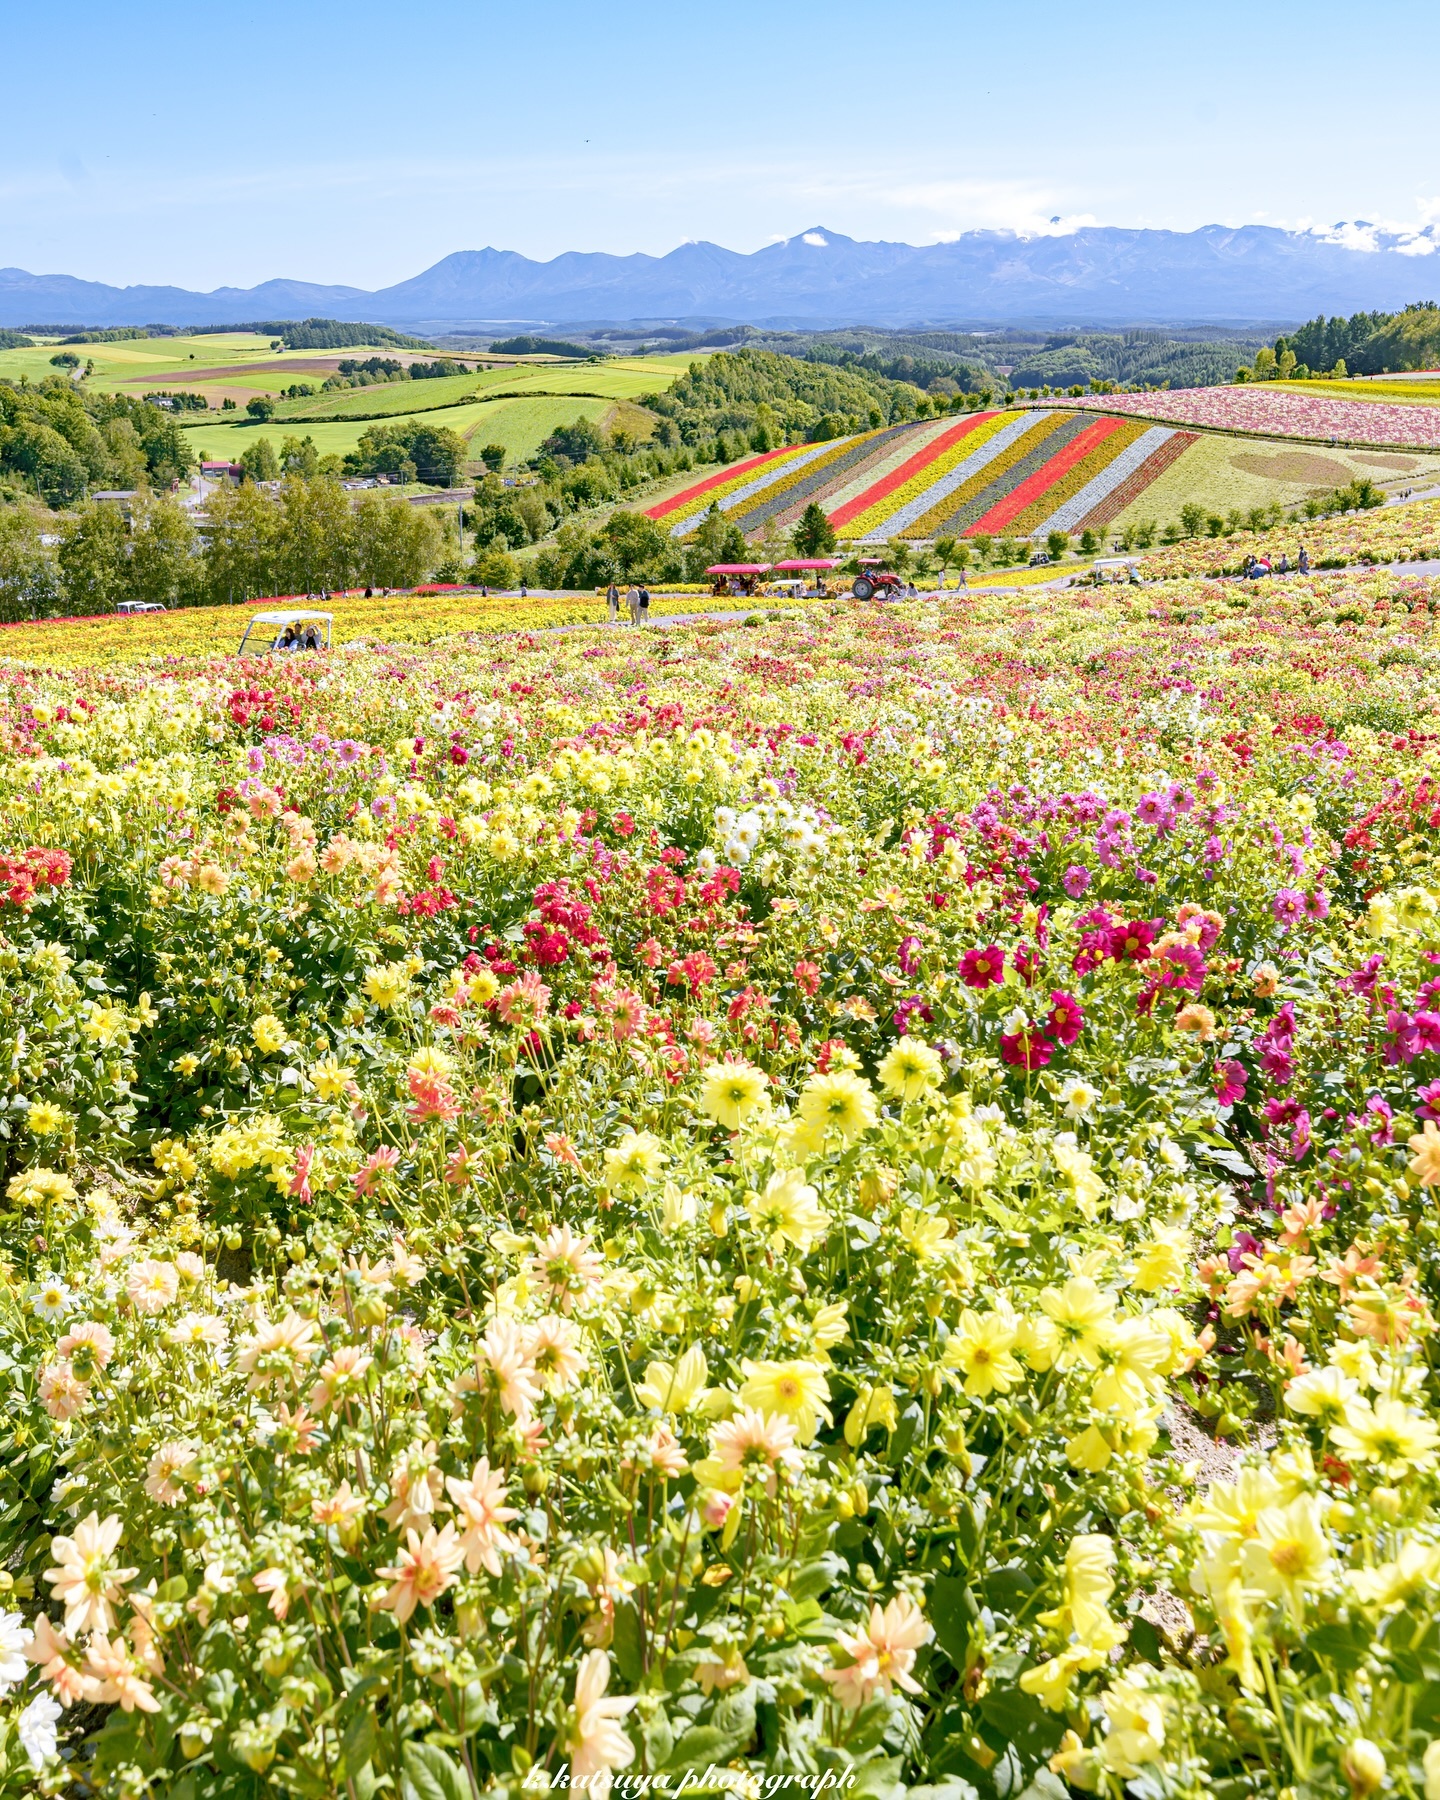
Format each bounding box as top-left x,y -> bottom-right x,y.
274,353 -> 699,423
1107,430 -> 1440,528
0,336 -> 696,472
181,393 -> 622,468
0,333 -> 345,396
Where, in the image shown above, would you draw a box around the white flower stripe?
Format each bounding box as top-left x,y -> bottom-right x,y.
1029,428 -> 1176,537
820,418 -> 960,516
856,413 -> 1050,540
667,440 -> 855,539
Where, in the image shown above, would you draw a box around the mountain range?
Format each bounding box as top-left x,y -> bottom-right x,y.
3,224 -> 1438,333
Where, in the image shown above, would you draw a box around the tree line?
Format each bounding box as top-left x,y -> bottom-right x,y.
1244,305 -> 1440,380
0,479 -> 448,623
0,375 -> 193,505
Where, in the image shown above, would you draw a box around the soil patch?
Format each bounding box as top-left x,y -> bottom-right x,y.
1353,452 -> 1423,471
1229,450 -> 1357,485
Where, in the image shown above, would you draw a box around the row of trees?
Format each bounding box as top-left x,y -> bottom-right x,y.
0,376 -> 193,505
1243,306 -> 1440,381
0,479 -> 447,623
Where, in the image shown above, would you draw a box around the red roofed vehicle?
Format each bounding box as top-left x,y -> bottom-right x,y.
850,558 -> 906,602
705,563 -> 772,598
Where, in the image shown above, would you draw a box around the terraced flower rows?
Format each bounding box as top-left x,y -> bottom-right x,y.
645,409 -> 1201,541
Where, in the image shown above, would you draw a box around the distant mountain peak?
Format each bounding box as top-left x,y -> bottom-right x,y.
0,223 -> 1435,333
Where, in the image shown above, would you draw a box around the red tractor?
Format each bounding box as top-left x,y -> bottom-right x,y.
850,558 -> 906,601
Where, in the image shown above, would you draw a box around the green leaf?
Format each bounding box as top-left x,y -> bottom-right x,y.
340,1710 -> 377,1781
663,1689 -> 756,1772
401,1739 -> 472,1800
848,1757 -> 905,1800
610,1598 -> 644,1686
789,1554 -> 845,1602
928,1575 -> 978,1671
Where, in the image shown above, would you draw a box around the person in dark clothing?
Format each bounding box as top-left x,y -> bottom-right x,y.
638,585 -> 651,625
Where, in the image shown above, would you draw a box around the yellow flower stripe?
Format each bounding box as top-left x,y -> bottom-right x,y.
726,431 -> 886,528
906,414 -> 1071,538
1004,418 -> 1151,535
818,417 -> 958,518
0,589 -> 819,671
649,442 -> 821,524
842,412 -> 1016,539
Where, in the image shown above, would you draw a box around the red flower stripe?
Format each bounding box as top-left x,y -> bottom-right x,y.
644,446 -> 797,521
828,413 -> 996,529
1006,418 -> 1152,537
965,417 -> 1126,537
1075,431 -> 1199,533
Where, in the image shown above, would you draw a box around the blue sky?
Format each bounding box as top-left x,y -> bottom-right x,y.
5,0 -> 1438,290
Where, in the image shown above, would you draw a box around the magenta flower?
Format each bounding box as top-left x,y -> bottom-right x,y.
1214,1059 -> 1246,1106
1108,920 -> 1154,962
1046,991 -> 1085,1047
1000,1027 -> 1053,1071
959,945 -> 1005,989
1061,864 -> 1091,899
1271,888 -> 1305,929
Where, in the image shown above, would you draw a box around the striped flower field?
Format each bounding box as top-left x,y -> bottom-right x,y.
645,408 -> 1200,541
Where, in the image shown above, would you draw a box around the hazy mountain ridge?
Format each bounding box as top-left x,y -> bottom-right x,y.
2,224 -> 1436,332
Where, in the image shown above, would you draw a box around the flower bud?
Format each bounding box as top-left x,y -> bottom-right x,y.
1341,1739 -> 1385,1798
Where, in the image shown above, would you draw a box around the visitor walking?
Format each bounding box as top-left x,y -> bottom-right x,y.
638,584 -> 651,625
627,584 -> 641,625
1298,546 -> 1309,573
607,582 -> 620,623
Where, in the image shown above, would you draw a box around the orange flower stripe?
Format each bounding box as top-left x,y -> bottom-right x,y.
646,444 -> 814,523
817,418 -> 964,520
829,415 -> 998,532
725,431 -> 885,529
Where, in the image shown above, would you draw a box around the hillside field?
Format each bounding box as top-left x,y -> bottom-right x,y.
643,408 -> 1440,543
0,340 -> 702,472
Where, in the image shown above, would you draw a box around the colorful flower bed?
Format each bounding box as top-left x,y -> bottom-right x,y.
0,589 -> 788,671
1024,425 -> 1174,537
1141,494 -> 1440,580
11,579 -> 1440,1797
966,417 -> 1129,538
643,415 -> 1211,544
1040,388 -> 1440,450
1069,430 -> 1199,536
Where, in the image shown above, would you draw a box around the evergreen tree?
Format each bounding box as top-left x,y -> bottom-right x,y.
791,502 -> 837,557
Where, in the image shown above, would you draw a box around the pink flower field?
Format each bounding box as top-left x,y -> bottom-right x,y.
1041,385 -> 1440,448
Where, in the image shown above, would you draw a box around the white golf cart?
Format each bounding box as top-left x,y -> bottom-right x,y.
237,610 -> 333,657
116,601 -> 167,614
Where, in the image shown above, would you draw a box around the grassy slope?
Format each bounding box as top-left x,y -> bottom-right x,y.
1105,432 -> 1440,530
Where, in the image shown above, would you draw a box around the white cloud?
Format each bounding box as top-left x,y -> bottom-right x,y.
801,231 -> 827,246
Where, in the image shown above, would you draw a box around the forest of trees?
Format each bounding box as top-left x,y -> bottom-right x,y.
487,336 -> 592,358
0,375 -> 193,504
1238,305 -> 1440,379
0,478 -> 447,623
639,346 -> 944,450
